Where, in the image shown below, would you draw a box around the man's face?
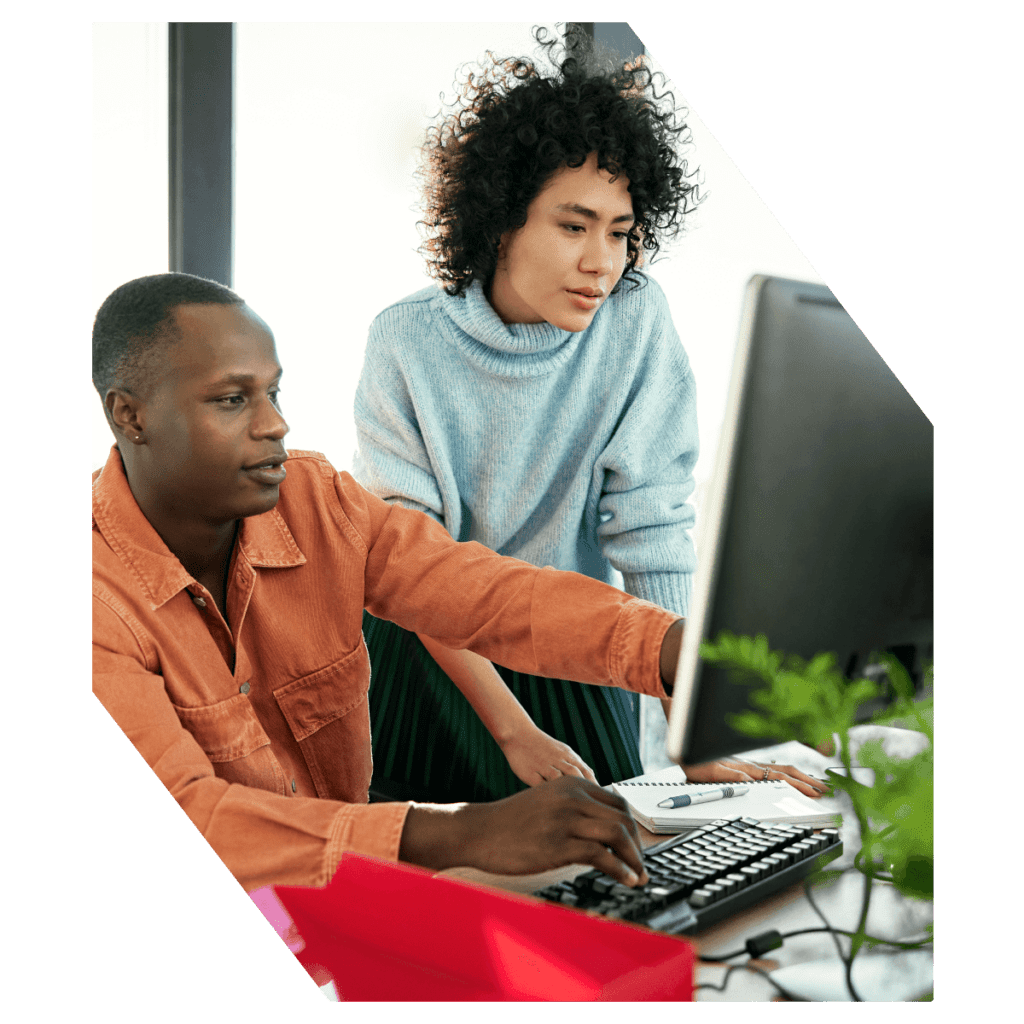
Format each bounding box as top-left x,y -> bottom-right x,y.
138,303 -> 290,524
488,151 -> 634,332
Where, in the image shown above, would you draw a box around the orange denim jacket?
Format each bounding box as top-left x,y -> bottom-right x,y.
92,446 -> 677,893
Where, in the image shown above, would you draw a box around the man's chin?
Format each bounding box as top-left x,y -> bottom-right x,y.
239,486 -> 282,519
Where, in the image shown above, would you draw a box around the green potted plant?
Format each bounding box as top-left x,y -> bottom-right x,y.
699,631 -> 933,999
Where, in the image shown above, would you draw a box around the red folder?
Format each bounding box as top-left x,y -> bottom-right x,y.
250,854 -> 694,1000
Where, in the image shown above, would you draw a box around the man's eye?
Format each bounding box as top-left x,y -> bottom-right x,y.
270,391 -> 282,406
219,395 -> 245,405
563,224 -> 585,233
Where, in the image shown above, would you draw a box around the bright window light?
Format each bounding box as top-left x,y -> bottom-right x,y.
92,22 -> 168,469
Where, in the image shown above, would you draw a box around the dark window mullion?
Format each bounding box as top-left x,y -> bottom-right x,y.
168,22 -> 234,286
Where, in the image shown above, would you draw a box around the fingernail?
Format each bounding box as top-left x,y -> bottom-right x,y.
625,869 -> 639,886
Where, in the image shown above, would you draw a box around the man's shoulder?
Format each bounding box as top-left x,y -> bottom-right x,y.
276,450 -> 371,515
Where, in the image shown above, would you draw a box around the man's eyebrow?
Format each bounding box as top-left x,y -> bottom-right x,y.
554,202 -> 635,224
205,369 -> 283,390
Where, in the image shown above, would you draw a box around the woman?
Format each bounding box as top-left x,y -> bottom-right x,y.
354,28 -> 816,803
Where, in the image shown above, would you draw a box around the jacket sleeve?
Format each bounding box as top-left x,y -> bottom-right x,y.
595,281 -> 699,618
92,589 -> 411,893
337,474 -> 679,698
352,316 -> 445,524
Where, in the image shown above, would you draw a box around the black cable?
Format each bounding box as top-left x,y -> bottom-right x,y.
694,961 -> 809,1001
697,861 -> 932,1001
698,927 -> 932,963
804,872 -> 862,1001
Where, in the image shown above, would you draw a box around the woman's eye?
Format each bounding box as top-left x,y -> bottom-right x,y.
563,224 -> 585,233
270,391 -> 282,407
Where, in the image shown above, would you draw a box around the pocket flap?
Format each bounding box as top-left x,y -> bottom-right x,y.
274,644 -> 370,743
174,692 -> 271,763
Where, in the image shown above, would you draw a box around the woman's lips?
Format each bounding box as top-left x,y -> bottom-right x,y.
566,290 -> 602,310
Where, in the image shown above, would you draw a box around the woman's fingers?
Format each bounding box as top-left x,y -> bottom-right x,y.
682,759 -> 758,784
730,758 -> 830,797
762,762 -> 830,797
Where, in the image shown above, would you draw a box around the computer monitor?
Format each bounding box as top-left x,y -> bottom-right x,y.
666,275 -> 933,766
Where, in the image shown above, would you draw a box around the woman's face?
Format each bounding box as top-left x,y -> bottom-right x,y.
488,152 -> 634,332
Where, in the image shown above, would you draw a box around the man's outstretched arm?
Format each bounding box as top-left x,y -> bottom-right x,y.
399,620 -> 684,884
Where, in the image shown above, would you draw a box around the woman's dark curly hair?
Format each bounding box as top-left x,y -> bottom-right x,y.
419,25 -> 702,297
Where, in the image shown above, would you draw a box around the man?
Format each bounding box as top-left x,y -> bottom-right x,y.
92,272 -> 821,894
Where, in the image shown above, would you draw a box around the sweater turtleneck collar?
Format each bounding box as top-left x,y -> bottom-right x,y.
444,279 -> 579,357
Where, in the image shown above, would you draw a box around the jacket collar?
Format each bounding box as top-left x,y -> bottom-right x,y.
92,446 -> 306,610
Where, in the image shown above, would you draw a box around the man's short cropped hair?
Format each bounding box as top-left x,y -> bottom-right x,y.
92,272 -> 244,407
419,25 -> 703,297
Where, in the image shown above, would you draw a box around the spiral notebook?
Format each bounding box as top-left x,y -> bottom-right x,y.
611,765 -> 839,833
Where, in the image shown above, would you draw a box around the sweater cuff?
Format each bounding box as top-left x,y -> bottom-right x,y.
622,571 -> 692,618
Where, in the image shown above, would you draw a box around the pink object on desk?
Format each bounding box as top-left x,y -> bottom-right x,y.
250,854 -> 694,1001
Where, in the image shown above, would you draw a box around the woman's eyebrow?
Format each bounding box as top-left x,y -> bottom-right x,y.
554,202 -> 635,224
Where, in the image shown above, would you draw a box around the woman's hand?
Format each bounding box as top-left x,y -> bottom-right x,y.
499,725 -> 597,787
682,757 -> 829,798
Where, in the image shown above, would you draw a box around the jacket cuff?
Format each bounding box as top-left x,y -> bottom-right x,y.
322,800 -> 413,883
609,599 -> 681,699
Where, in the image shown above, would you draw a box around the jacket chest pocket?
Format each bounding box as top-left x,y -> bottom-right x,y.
273,642 -> 372,801
173,693 -> 287,795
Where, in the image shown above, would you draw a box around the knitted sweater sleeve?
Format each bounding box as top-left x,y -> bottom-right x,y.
352,309 -> 445,525
595,281 -> 699,618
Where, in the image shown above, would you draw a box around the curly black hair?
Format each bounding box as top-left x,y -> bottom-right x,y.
92,272 -> 244,410
419,25 -> 702,297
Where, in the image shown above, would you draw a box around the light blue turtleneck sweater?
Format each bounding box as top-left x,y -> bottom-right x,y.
353,275 -> 698,618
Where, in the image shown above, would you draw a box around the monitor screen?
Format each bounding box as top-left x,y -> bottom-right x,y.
666,276 -> 933,765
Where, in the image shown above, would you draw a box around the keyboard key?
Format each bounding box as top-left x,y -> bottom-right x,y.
689,888 -> 715,907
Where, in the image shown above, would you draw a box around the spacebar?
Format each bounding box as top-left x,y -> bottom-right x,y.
641,900 -> 699,934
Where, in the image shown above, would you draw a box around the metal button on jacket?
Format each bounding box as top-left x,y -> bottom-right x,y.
239,681 -> 251,694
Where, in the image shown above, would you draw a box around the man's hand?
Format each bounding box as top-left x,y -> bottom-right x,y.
682,758 -> 829,798
400,777 -> 649,886
498,726 -> 597,786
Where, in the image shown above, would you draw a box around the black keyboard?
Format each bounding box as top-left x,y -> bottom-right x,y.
533,816 -> 842,935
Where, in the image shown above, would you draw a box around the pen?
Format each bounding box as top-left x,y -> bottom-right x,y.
656,784 -> 749,809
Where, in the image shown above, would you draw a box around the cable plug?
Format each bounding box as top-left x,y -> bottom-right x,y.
745,929 -> 784,959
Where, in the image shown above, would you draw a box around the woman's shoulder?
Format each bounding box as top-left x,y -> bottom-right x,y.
371,284 -> 440,325
606,272 -> 671,317
364,285 -> 448,363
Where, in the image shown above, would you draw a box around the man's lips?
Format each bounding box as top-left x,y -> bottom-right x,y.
245,453 -> 288,471
243,453 -> 288,484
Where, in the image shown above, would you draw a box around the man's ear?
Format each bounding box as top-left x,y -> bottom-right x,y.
105,389 -> 146,445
